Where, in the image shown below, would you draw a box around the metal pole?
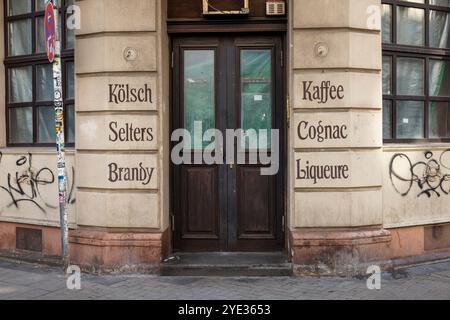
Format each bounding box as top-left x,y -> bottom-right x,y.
48,0 -> 69,268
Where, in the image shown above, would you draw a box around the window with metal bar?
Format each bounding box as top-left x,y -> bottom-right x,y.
4,0 -> 74,146
382,0 -> 450,142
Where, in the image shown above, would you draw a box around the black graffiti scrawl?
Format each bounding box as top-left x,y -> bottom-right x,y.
389,149 -> 450,198
0,152 -> 75,214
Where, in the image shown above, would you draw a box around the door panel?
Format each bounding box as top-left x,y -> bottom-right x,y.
237,166 -> 275,238
228,38 -> 283,251
181,166 -> 220,239
172,35 -> 285,252
172,37 -> 225,251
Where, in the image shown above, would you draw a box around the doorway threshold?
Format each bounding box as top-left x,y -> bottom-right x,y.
161,252 -> 292,277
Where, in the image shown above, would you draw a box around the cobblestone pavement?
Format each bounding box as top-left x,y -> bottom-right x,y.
0,259 -> 449,300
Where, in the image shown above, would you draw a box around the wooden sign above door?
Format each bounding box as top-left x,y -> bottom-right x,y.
202,0 -> 250,16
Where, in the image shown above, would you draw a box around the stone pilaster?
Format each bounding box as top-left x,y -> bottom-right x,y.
289,0 -> 391,275
70,0 -> 169,272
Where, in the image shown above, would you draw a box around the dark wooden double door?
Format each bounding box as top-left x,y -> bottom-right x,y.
171,35 -> 285,252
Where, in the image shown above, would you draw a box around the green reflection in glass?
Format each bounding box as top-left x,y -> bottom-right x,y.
240,49 -> 272,149
183,50 -> 215,149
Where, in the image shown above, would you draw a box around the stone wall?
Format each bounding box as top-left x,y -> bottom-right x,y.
290,0 -> 383,228
0,0 -> 449,273
69,0 -> 170,270
288,0 -> 391,275
0,1 -> 76,239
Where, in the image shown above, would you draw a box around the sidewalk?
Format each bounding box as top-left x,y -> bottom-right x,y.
0,259 -> 449,300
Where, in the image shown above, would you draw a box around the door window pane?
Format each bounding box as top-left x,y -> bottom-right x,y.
383,100 -> 392,139
397,57 -> 424,95
8,0 -> 31,16
396,101 -> 424,138
430,10 -> 450,49
9,107 -> 33,144
240,49 -> 272,149
430,60 -> 450,96
37,64 -> 54,101
382,56 -> 392,95
9,66 -> 32,103
382,4 -> 392,43
37,107 -> 56,143
429,102 -> 450,138
183,50 -> 215,149
397,6 -> 425,46
8,20 -> 32,56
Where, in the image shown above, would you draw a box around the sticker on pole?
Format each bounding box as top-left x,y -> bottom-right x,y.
44,2 -> 56,63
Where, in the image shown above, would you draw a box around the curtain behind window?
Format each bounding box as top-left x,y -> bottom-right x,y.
430,11 -> 450,96
9,67 -> 32,103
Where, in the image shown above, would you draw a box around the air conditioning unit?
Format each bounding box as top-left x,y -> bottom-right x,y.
266,1 -> 286,16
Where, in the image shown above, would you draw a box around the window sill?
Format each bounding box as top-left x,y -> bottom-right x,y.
383,142 -> 450,151
0,146 -> 76,155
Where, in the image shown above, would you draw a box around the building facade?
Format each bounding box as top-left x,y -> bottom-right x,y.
0,0 -> 449,275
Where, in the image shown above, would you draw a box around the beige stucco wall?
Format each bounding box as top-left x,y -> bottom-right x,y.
0,149 -> 76,227
289,0 -> 450,231
74,0 -> 169,231
289,0 -> 384,229
383,146 -> 450,228
0,0 -> 169,232
0,1 -> 76,228
0,0 -> 449,240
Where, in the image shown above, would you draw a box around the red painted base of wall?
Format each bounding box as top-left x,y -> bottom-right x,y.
290,228 -> 392,276
0,221 -> 170,273
1,221 -> 450,275
0,221 -> 62,256
290,223 -> 450,276
69,228 -> 170,273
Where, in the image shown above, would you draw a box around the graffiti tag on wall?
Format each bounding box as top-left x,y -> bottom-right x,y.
0,152 -> 75,214
389,149 -> 450,198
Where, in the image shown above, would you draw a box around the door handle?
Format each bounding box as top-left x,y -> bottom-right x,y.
229,163 -> 234,169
